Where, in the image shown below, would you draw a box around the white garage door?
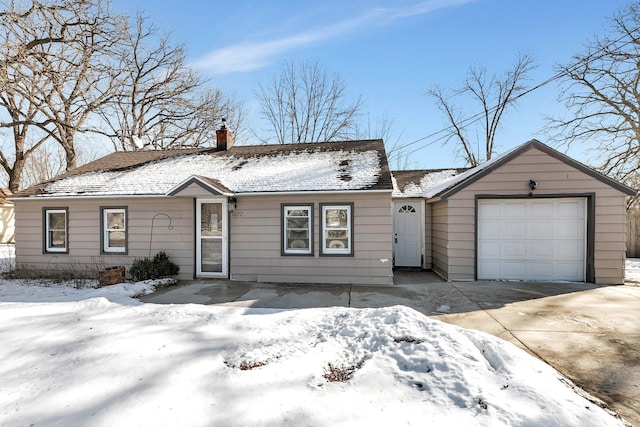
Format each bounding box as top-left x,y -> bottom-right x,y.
477,198 -> 586,281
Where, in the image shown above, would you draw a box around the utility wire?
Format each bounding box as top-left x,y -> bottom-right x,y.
388,25 -> 640,162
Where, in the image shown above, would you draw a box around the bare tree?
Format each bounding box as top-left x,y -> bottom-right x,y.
0,0 -> 124,189
427,54 -> 536,166
0,0 -> 75,191
0,0 -> 245,191
98,13 -> 245,151
549,3 -> 640,194
255,60 -> 363,144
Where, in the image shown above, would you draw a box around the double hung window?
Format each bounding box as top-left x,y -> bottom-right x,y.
282,205 -> 313,255
102,207 -> 127,253
320,204 -> 353,256
44,208 -> 68,253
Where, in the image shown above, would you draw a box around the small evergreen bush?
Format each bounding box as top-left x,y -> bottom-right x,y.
129,251 -> 179,281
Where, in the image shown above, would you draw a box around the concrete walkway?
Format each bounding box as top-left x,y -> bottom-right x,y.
141,271 -> 640,426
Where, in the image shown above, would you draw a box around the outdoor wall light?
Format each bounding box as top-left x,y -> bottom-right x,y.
528,179 -> 537,197
228,197 -> 237,210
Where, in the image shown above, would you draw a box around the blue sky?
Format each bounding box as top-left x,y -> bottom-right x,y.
110,0 -> 629,169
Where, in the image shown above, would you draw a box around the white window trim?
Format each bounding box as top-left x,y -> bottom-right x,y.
321,204 -> 352,256
102,208 -> 127,253
283,205 -> 313,255
45,209 -> 67,253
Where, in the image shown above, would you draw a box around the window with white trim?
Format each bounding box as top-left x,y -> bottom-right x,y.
320,204 -> 353,256
282,205 -> 312,255
102,207 -> 127,253
44,208 -> 68,253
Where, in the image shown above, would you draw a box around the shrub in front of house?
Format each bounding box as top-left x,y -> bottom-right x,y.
129,251 -> 179,281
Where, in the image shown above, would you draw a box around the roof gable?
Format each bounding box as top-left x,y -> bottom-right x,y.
432,140 -> 636,199
167,176 -> 233,197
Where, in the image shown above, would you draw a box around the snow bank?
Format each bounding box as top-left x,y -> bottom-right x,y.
0,280 -> 623,427
625,258 -> 640,283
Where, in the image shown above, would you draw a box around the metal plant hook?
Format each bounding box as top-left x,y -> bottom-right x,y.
149,213 -> 173,257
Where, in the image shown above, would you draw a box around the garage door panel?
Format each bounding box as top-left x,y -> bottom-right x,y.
479,221 -> 500,238
478,261 -> 501,278
478,241 -> 500,257
554,262 -> 584,280
503,222 -> 526,238
554,241 -> 583,259
527,221 -> 553,237
555,220 -> 584,239
478,198 -> 586,282
479,202 -> 501,218
557,200 -> 584,217
504,202 -> 526,217
529,241 -> 553,257
531,202 -> 554,218
502,241 -> 527,257
503,261 -> 529,277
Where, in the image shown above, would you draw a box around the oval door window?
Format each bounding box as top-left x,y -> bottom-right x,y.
399,205 -> 416,213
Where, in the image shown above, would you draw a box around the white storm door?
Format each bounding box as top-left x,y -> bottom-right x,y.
393,202 -> 422,267
477,198 -> 586,281
196,199 -> 228,277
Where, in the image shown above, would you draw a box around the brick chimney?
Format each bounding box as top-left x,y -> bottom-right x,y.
216,118 -> 233,151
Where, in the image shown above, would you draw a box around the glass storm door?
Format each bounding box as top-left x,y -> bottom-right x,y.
196,199 -> 228,277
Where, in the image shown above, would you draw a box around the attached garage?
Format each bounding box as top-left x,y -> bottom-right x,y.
392,140 -> 636,284
477,197 -> 587,281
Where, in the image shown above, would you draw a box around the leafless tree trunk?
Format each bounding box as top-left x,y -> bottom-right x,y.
427,54 -> 536,166
548,3 -> 640,196
255,60 -> 363,144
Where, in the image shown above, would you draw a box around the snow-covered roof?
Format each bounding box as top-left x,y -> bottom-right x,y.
393,139 -> 636,200
392,169 -> 467,198
16,140 -> 392,198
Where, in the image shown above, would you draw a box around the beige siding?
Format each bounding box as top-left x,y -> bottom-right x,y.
440,147 -> 629,284
230,193 -> 393,284
15,192 -> 393,284
431,200 -> 448,279
15,198 -> 195,280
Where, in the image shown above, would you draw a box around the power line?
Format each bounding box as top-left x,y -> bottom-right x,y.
388,25 -> 640,163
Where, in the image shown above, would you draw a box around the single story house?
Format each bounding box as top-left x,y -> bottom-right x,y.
12,127 -> 395,285
11,127 -> 636,285
392,140 -> 636,284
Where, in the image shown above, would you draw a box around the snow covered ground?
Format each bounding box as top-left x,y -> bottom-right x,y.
625,258 -> 640,283
0,277 -> 625,426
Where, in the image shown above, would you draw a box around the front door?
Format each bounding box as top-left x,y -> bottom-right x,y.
196,199 -> 228,277
393,202 -> 422,267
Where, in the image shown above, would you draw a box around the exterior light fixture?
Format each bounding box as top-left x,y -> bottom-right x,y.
528,179 -> 537,197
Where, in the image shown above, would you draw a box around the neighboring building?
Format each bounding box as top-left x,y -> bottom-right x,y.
11,128 -> 394,284
11,131 -> 636,285
392,140 -> 636,285
0,188 -> 14,244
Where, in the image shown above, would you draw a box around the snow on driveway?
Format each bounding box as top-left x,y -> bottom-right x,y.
0,280 -> 624,427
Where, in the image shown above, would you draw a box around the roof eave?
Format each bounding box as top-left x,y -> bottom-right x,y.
436,139 -> 637,199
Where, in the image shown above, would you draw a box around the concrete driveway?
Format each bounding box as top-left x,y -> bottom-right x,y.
141,271 -> 640,426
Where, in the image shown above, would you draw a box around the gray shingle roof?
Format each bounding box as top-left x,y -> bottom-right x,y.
15,140 -> 392,198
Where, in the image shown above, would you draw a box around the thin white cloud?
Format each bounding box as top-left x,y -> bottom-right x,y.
192,0 -> 475,74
